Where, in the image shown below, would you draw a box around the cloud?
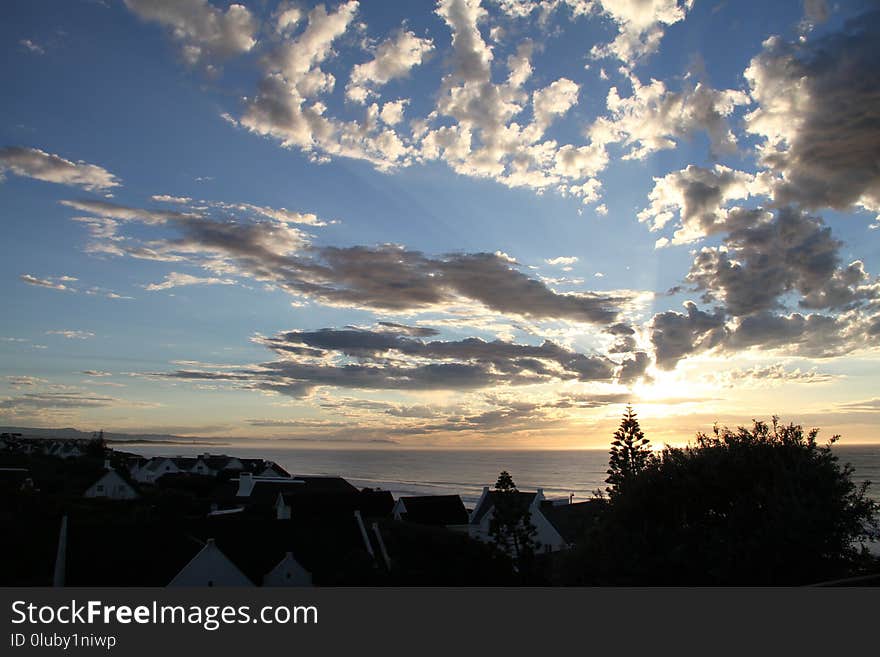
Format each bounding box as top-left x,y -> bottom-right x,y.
491,0 -> 692,64
589,1 -> 694,64
685,207 -> 879,316
144,272 -> 235,291
123,0 -> 257,67
63,198 -> 630,324
743,11 -> 880,216
725,310 -> 875,359
651,301 -> 728,369
708,363 -> 836,388
0,392 -> 118,410
60,198 -> 195,224
0,147 -> 120,191
19,39 -> 45,55
595,73 -> 749,161
0,390 -> 155,412
151,194 -> 192,203
6,376 -> 49,387
20,274 -> 76,291
545,256 -> 579,266
833,398 -> 880,413
153,325 -> 626,397
638,164 -> 772,244
531,78 -> 580,132
346,28 -> 434,103
239,1 -> 417,170
46,330 -> 95,340
375,321 -> 440,337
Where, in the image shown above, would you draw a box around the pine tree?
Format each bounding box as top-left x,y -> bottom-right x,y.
489,471 -> 539,564
605,406 -> 654,497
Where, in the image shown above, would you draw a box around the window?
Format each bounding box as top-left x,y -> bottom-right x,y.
96,485 -> 104,492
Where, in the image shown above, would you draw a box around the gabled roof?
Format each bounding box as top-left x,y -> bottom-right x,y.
145,457 -> 177,472
396,495 -> 469,526
540,499 -> 607,543
471,491 -> 537,525
291,475 -> 357,492
168,539 -> 253,587
279,489 -> 394,518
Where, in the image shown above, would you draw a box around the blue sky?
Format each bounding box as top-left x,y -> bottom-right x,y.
1,0 -> 879,447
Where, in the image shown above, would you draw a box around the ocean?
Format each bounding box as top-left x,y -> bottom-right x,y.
128,443 -> 880,506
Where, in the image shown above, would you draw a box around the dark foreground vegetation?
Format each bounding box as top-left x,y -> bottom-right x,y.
558,410 -> 880,585
1,411 -> 878,586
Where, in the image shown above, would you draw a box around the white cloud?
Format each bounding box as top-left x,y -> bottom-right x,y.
0,147 -> 120,191
46,330 -> 95,340
19,274 -> 76,291
346,29 -> 434,103
145,272 -> 236,291
123,0 -> 257,67
638,164 -> 772,244
590,0 -> 694,64
19,39 -> 45,55
546,256 -> 579,266
151,194 -> 192,203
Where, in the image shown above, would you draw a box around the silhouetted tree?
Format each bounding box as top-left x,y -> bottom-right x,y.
605,406 -> 654,497
85,430 -> 106,458
565,417 -> 879,585
489,471 -> 539,567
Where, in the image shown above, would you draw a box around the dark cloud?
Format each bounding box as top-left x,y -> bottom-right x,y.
651,302 -> 728,369
745,11 -> 880,215
64,199 -> 630,324
376,322 -> 440,337
638,164 -> 767,243
154,327 -> 624,397
686,207 -> 878,316
618,352 -> 651,384
726,311 -> 866,358
0,391 -> 135,410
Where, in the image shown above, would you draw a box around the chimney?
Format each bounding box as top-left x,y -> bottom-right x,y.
236,472 -> 254,497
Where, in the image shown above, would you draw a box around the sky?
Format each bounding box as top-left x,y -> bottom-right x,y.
1,0 -> 879,448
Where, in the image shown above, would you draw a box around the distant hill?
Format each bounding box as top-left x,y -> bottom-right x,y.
0,426 -> 227,445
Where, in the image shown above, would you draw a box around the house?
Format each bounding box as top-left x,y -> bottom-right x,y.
468,487 -> 569,553
263,552 -> 312,587
274,488 -> 394,521
540,499 -> 607,548
83,464 -> 140,500
391,495 -> 469,526
134,457 -> 180,483
168,538 -> 254,587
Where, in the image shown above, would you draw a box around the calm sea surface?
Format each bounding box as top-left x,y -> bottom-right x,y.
129,443 -> 880,506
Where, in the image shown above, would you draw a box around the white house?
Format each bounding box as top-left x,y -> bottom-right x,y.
263,552 -> 312,587
133,457 -> 180,483
168,539 -> 253,587
468,487 -> 568,554
84,468 -> 140,500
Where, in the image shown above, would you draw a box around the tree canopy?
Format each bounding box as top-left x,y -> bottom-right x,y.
567,417 -> 879,585
488,471 -> 539,569
605,405 -> 655,497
